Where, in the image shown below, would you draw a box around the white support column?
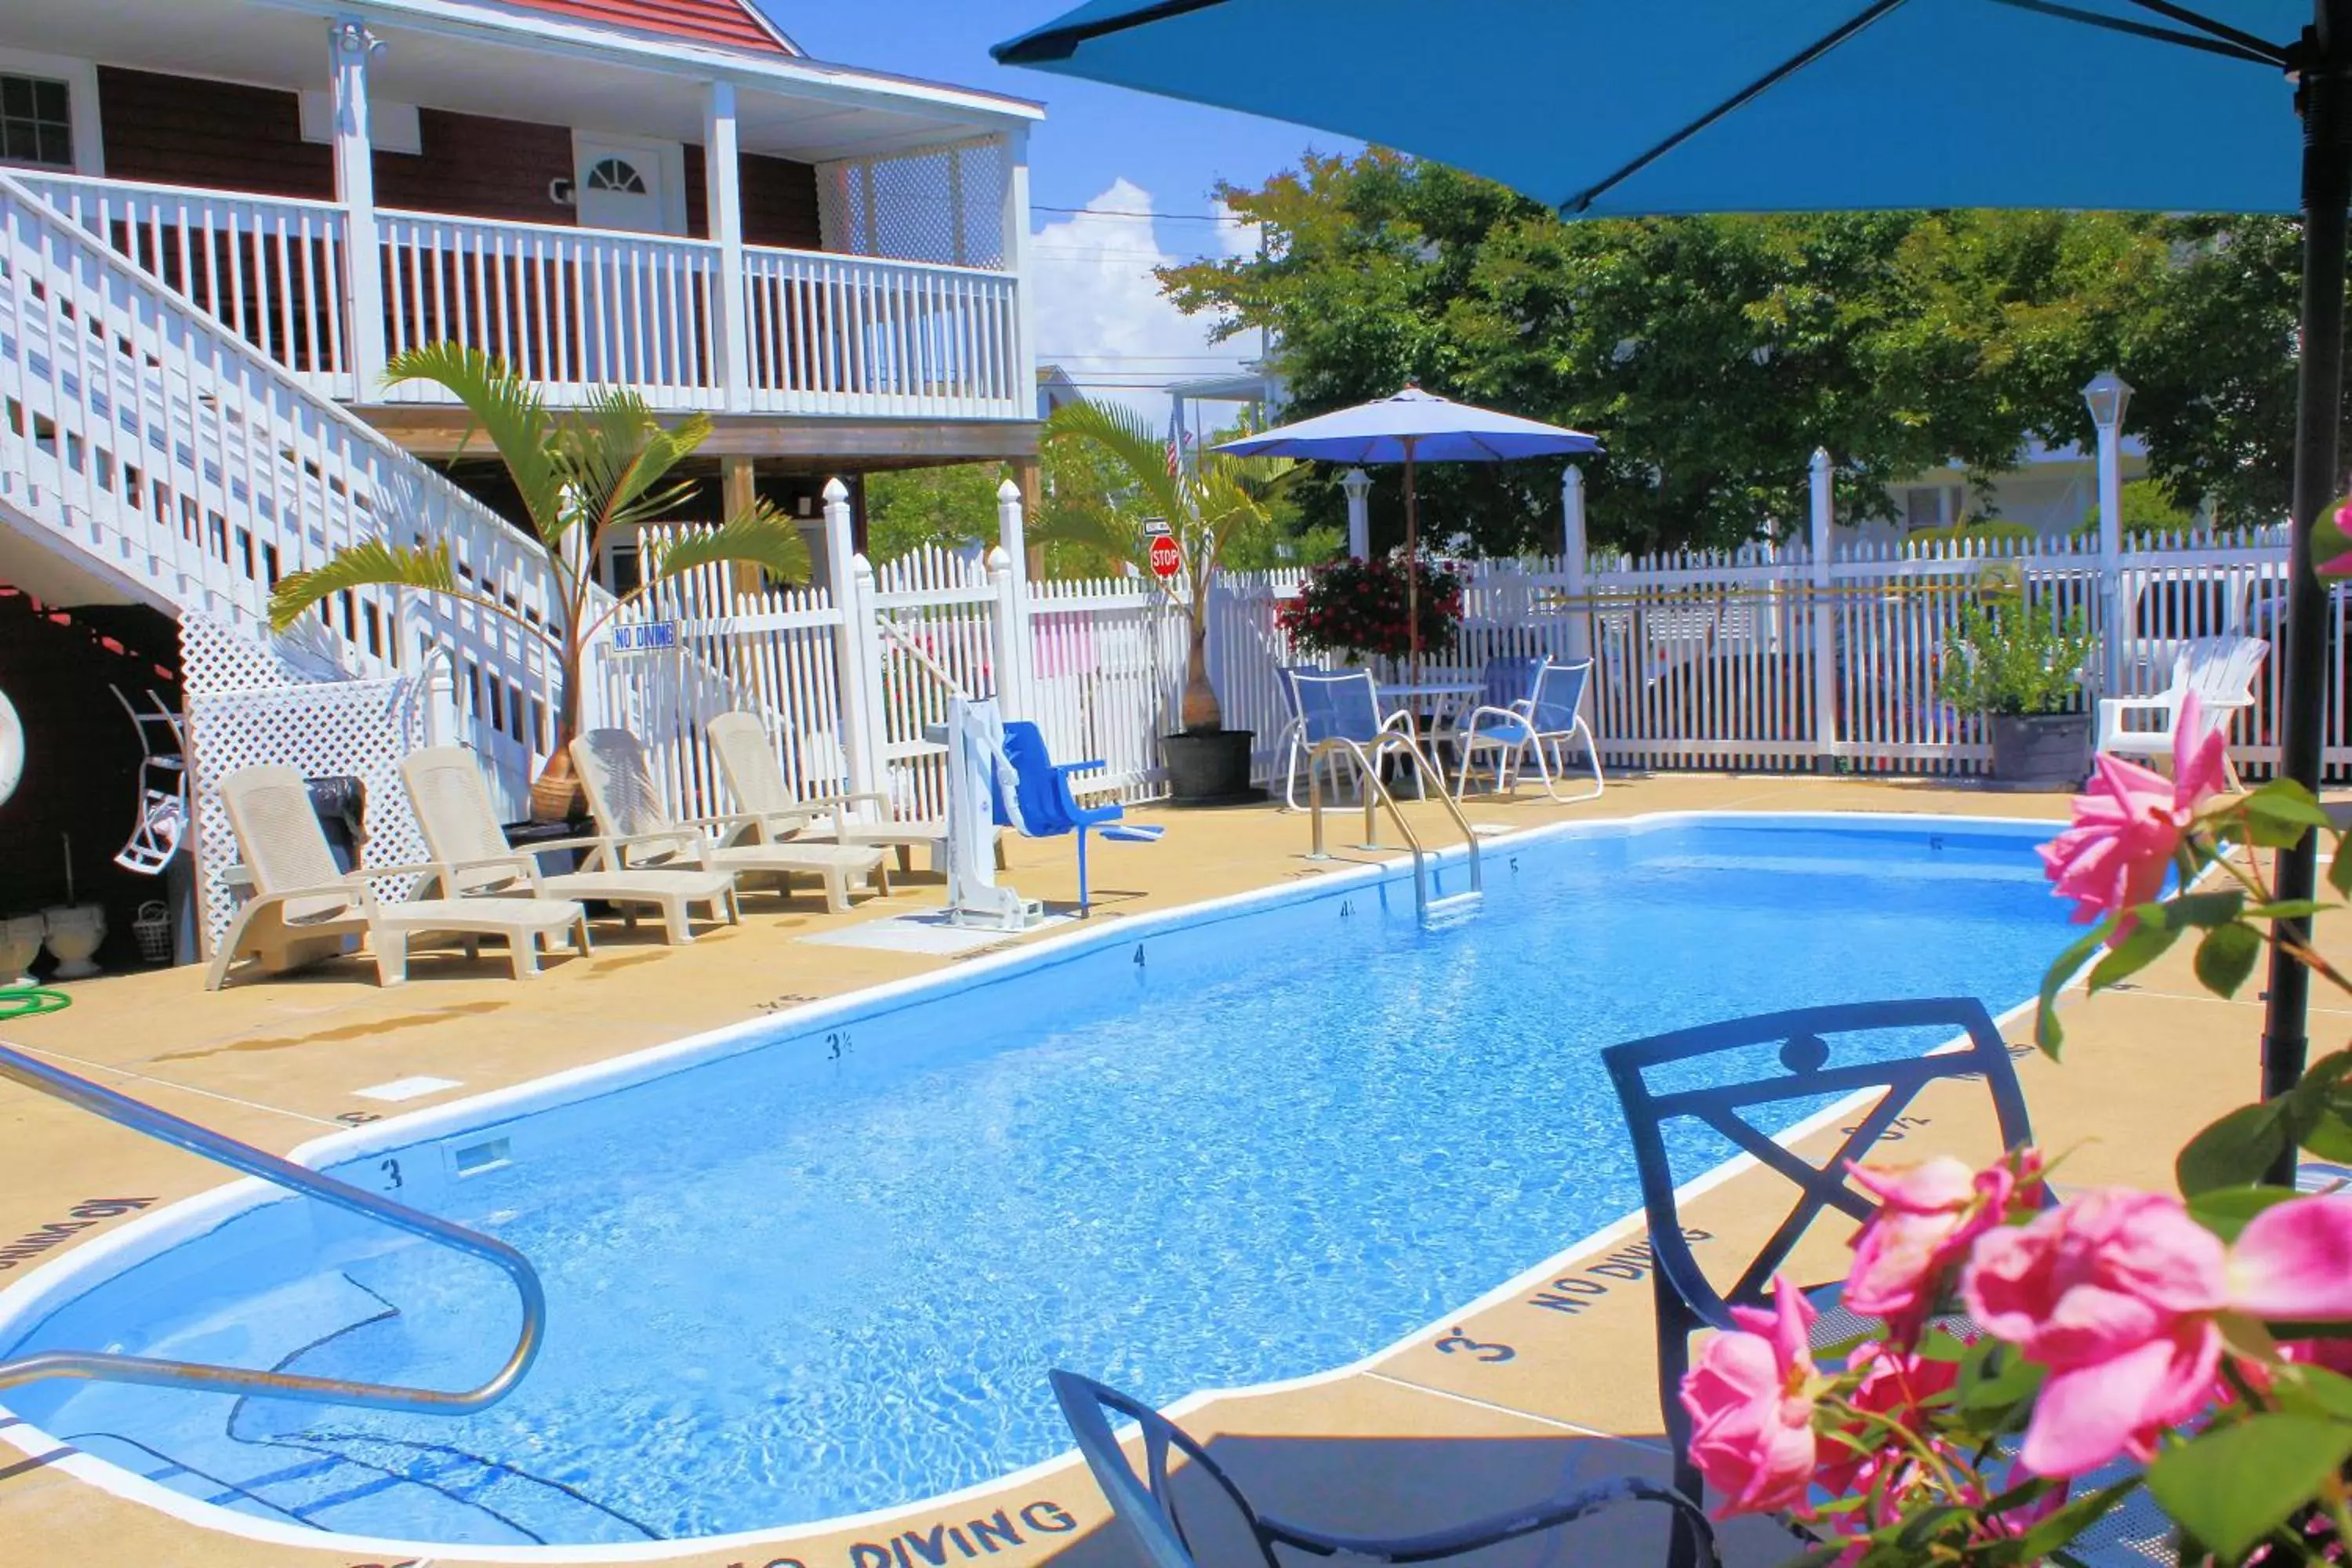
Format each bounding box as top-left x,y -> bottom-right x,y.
992,478 -> 1034,719
822,478 -> 884,797
1808,448 -> 1839,769
703,80 -> 751,412
1000,128 -> 1038,412
1560,464 -> 1592,666
2096,415 -> 2128,699
1341,467 -> 1373,559
328,18 -> 387,395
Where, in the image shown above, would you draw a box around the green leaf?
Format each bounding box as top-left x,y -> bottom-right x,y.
2193,922 -> 2263,998
2084,918 -> 2182,993
1955,1338 -> 2045,1417
2186,1184 -> 2299,1242
267,539 -> 460,633
2145,1414 -> 2352,1559
383,344 -> 562,543
2179,1101 -> 2293,1196
2036,924 -> 2114,1057
2328,832 -> 2352,896
2243,899 -> 2335,921
2011,1479 -> 2139,1568
643,501 -> 813,586
2160,890 -> 2248,929
2244,779 -> 2332,828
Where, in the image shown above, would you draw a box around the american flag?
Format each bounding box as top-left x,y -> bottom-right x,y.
1164,419 -> 1193,477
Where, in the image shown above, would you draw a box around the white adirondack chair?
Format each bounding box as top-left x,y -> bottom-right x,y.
2095,634 -> 2269,776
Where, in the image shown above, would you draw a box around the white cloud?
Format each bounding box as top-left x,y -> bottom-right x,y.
1029,180 -> 1261,426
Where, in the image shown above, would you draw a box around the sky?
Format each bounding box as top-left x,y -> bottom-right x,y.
760,0 -> 1356,419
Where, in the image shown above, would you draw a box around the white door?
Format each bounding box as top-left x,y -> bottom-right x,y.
572,134 -> 682,235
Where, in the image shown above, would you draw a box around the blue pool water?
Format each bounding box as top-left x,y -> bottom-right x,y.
0,816 -> 2076,1548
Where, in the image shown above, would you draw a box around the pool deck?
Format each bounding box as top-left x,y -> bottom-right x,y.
0,772 -> 2307,1568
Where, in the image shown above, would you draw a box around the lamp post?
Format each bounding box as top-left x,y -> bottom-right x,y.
1340,467 -> 1373,559
2083,371 -> 2132,695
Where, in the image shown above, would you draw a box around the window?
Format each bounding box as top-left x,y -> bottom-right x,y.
0,74 -> 72,169
586,158 -> 647,195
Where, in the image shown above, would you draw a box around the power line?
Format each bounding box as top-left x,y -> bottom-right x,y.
1034,205 -> 1252,222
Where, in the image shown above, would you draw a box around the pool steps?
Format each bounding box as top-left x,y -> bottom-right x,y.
1301,731 -> 1485,924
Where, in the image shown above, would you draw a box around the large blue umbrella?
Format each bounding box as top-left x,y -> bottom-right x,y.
996,0 -> 2349,1117
1214,387 -> 1598,672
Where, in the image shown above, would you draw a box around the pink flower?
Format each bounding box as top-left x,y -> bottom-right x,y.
2037,691 -> 2228,940
1681,1276 -> 1820,1516
2323,499 -> 2352,577
1962,1189 -> 2352,1477
1845,1156 -> 2018,1336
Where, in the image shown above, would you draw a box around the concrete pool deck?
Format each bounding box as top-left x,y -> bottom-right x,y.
0,772 -> 2303,1568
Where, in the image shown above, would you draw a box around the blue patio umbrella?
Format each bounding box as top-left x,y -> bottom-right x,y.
996,0 -> 2350,1116
1214,387 -> 1598,673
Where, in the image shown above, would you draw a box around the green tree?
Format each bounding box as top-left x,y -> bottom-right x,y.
267,345 -> 810,818
862,464 -> 1007,564
1161,152 -> 2158,554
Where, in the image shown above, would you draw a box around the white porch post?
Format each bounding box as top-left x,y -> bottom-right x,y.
328,19 -> 387,396
2085,372 -> 2133,699
991,478 -> 1034,720
823,478 -> 884,797
1561,464 -> 1591,666
1809,448 -> 1839,769
1001,127 -> 1038,412
703,81 -> 752,412
1341,467 -> 1373,559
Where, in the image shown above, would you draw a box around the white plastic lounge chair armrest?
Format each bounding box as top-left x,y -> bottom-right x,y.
2200,693 -> 2257,711
800,791 -> 891,811
430,855 -> 543,895
2098,693 -> 2178,715
357,859 -> 448,880
252,877 -> 371,917
512,834 -> 619,858
606,829 -> 710,866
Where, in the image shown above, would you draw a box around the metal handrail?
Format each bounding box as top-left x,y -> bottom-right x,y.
0,1000 -> 545,1414
1303,732 -> 1483,921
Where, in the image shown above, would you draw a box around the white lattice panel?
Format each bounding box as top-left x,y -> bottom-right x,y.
818,137 -> 1008,269
185,672 -> 433,953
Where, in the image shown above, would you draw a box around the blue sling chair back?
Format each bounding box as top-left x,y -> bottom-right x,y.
993,721 -> 1156,914
1050,1370 -> 1719,1568
1600,998 -> 2038,1555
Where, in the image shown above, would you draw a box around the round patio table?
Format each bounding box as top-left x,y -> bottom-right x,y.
1377,679 -> 1483,786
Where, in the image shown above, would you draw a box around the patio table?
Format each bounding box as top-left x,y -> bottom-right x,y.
1377,678 -> 1484,784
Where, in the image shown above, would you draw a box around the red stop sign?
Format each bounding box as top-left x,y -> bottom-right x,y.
1147,534 -> 1184,579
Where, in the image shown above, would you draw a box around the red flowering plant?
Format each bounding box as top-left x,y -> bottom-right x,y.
1276,551 -> 1465,664
1677,672 -> 2352,1566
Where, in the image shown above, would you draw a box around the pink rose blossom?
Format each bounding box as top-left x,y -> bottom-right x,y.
2323,500 -> 2352,577
2038,691 -> 2228,940
1680,1275 -> 1819,1517
1810,1341 -> 1960,1498
1961,1189 -> 2352,1476
1844,1156 -> 2018,1335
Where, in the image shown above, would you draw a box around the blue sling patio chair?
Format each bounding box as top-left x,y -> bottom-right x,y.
1272,662 -> 1325,811
1051,1370 -> 1719,1568
1287,666 -> 1425,806
993,721 -> 1160,916
1450,656 -> 1603,803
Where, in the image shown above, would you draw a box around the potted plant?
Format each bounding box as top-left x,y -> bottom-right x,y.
267,345 -> 810,820
1276,552 -> 1465,669
1938,595 -> 2097,786
1037,400 -> 1291,803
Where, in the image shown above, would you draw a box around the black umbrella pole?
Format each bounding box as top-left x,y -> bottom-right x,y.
2261,25 -> 2352,1160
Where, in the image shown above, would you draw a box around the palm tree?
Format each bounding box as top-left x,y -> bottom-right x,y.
267,344 -> 810,818
1036,400 -> 1290,731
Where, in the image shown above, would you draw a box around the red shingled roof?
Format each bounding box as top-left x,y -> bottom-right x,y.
483,0 -> 794,56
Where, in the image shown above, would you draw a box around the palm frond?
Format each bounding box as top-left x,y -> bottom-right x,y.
269,540 -> 459,633
644,499 -> 813,585
1044,399 -> 1185,535
382,345 -> 563,544
554,392 -> 714,544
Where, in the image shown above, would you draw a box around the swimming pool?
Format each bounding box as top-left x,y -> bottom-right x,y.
0,812 -> 2074,1552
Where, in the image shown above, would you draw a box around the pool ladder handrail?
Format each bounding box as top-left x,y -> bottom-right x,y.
1303,732 -> 1483,923
0,1035 -> 546,1414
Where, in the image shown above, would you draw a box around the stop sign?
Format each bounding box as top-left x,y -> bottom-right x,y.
1147,534 -> 1183,579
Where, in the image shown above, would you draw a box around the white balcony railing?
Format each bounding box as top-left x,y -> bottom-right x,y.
17,174 -> 1026,423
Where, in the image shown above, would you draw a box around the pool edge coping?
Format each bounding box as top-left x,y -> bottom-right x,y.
0,805 -> 2064,1563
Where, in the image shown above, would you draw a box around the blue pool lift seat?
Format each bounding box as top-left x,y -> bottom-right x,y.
1050,1370 -> 1719,1568
1287,666 -> 1425,805
1602,999 -> 2040,1559
993,721 -> 1160,915
1450,657 -> 1602,803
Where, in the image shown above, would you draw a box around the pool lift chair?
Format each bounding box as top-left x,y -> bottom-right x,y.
991,720 -> 1161,916
1292,669 -> 1483,925
1051,1370 -> 1719,1568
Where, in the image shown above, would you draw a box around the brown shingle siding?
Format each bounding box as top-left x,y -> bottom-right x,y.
374,108 -> 575,224
96,66 -> 332,200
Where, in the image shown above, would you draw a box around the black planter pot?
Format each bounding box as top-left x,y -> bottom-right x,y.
1987,712 -> 2092,788
1163,728 -> 1258,804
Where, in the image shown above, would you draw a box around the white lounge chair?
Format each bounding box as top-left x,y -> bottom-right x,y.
707,711 -> 994,875
400,747 -> 739,945
206,764 -> 590,990
1451,656 -> 1605,803
570,728 -> 889,914
2096,633 -> 2267,778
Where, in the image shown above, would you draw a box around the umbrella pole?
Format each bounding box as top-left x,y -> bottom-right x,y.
1405,442 -> 1420,686
2260,7 -> 2352,1164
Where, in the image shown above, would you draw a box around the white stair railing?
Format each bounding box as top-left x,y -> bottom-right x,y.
0,169 -> 565,808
